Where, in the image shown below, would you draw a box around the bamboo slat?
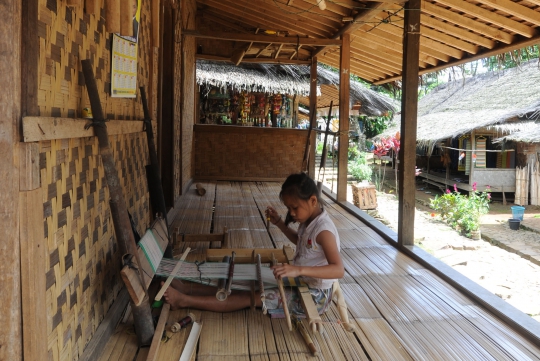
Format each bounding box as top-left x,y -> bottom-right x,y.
531,161 -> 540,205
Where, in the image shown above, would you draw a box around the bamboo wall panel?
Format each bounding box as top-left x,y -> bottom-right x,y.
37,0 -> 153,119
40,133 -> 150,361
193,126 -> 306,180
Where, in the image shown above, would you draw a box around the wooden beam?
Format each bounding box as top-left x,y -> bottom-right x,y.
422,1 -> 513,44
476,0 -> 540,26
374,34 -> 540,84
337,33 -> 350,203
397,0 -> 420,247
196,53 -> 310,64
420,13 -> 495,49
436,0 -> 536,37
1,0 -> 21,358
274,43 -> 284,58
19,143 -> 40,191
312,2 -> 387,57
183,29 -> 342,46
22,117 -> 146,142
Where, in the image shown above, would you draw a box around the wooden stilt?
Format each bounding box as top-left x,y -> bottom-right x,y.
397,0 -> 421,246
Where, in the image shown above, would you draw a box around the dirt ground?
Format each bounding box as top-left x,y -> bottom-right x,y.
316,157 -> 540,322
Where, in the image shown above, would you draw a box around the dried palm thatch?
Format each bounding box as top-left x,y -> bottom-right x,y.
494,123 -> 540,143
196,61 -> 398,117
377,59 -> 540,146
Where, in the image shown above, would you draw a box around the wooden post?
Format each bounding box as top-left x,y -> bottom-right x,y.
2,0 -> 22,358
302,57 -> 318,175
81,60 -> 154,346
470,129 -> 476,188
397,0 -> 421,246
120,0 -> 133,37
105,0 -> 121,34
337,33 -> 350,202
152,0 -> 160,47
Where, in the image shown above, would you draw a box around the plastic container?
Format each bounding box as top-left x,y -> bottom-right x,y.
508,218 -> 521,230
511,206 -> 525,221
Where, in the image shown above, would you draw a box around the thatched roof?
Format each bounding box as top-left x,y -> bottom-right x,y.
494,123 -> 540,143
377,60 -> 540,146
196,61 -> 397,117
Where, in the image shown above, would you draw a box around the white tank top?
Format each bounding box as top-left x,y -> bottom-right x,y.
293,209 -> 340,289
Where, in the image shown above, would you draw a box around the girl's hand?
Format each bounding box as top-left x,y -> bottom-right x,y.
265,206 -> 282,225
271,263 -> 301,279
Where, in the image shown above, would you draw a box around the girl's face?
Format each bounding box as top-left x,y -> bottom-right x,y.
281,194 -> 320,224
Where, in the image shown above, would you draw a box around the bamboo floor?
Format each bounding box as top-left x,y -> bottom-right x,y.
99,181 -> 540,361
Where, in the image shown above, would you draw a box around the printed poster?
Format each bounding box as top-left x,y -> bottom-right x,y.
110,0 -> 140,98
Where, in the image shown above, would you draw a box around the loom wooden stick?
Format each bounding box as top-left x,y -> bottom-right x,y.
295,318 -> 319,356
216,256 -> 231,301
250,251 -> 256,311
272,252 -> 292,331
178,321 -> 203,361
333,281 -> 355,332
298,286 -> 322,333
225,251 -> 236,295
257,254 -> 266,314
146,303 -> 170,361
105,0 -> 121,34
155,247 -> 191,301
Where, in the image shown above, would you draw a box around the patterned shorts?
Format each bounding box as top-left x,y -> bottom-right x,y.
263,278 -> 333,318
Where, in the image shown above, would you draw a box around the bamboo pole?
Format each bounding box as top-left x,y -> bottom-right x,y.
81,60 -> 154,346
106,0 -> 121,34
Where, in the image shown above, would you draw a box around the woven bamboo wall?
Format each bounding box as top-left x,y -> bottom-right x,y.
193,125 -> 308,180
37,0 -> 153,119
41,133 -> 149,361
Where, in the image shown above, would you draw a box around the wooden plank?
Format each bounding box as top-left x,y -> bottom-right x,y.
22,117 -> 145,142
206,248 -> 288,263
337,33 -> 350,202
19,142 -> 40,191
146,304 -> 171,361
397,0 -> 420,247
183,29 -> 342,46
79,289 -> 131,361
19,189 -> 47,361
1,0 -> 21,358
121,265 -> 146,306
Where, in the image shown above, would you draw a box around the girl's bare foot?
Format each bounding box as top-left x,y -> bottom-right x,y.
161,282 -> 188,310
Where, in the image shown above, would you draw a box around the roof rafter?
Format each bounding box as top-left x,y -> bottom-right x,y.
436,0 -> 537,37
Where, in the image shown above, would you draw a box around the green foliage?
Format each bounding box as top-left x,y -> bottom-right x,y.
348,152 -> 372,182
431,184 -> 491,237
360,114 -> 393,139
482,46 -> 539,71
348,146 -> 361,161
316,141 -> 324,154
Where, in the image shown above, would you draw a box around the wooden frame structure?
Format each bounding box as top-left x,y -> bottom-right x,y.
5,0 -> 540,360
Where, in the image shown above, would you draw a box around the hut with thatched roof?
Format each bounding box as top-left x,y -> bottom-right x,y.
378,60 -> 540,194
196,60 -> 397,126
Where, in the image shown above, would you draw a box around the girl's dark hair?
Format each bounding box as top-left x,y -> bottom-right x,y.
279,173 -> 322,225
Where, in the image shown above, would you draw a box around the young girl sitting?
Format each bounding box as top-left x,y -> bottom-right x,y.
162,173 -> 343,316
